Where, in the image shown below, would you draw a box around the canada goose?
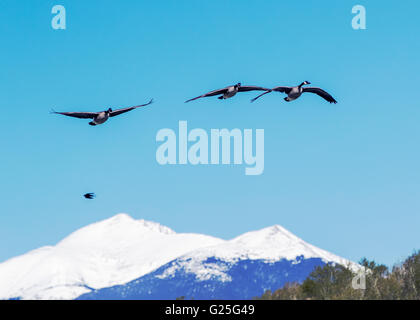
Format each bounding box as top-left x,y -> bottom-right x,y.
251,81 -> 337,104
51,99 -> 153,126
83,193 -> 95,199
185,83 -> 270,103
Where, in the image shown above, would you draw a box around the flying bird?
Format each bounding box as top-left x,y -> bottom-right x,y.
51,99 -> 154,126
185,83 -> 270,103
83,193 -> 96,199
251,81 -> 337,104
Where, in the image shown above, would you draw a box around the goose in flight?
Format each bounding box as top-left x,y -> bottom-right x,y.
185,83 -> 270,103
51,99 -> 153,126
251,81 -> 337,104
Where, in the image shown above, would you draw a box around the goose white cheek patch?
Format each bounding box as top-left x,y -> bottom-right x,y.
156,121 -> 264,176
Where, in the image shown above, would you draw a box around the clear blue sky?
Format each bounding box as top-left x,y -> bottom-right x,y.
0,0 -> 419,267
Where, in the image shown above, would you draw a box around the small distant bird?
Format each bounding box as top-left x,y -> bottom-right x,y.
251,81 -> 337,104
185,83 -> 270,103
51,99 -> 154,126
84,193 -> 96,199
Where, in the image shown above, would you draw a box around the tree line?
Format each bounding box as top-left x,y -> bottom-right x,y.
256,250 -> 420,300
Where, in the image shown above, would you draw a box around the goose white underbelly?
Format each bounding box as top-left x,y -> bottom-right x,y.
224,87 -> 238,99
94,113 -> 109,124
287,88 -> 302,100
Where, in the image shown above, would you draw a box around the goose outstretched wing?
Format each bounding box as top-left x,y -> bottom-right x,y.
238,86 -> 271,92
303,87 -> 337,103
250,86 -> 292,103
185,87 -> 229,103
272,86 -> 293,94
250,90 -> 272,103
109,99 -> 154,117
51,110 -> 98,119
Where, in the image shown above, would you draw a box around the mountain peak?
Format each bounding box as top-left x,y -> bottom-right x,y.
231,224 -> 300,247
100,213 -> 175,235
57,214 -> 175,248
106,213 -> 134,222
176,223 -> 355,268
255,224 -> 296,237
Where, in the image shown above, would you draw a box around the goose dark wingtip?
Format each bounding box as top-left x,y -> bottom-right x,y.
250,89 -> 272,103
140,99 -> 154,107
250,96 -> 260,103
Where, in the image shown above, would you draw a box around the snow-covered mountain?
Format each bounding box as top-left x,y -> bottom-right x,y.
78,224 -> 359,300
0,214 -> 223,300
0,214 -> 358,300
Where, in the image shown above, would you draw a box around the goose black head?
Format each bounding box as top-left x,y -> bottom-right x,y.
235,82 -> 242,89
107,108 -> 113,114
302,81 -> 311,86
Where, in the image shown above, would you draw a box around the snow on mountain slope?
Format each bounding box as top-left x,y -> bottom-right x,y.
0,214 -> 359,300
0,214 -> 223,300
193,224 -> 354,265
154,225 -> 359,282
77,224 -> 360,300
